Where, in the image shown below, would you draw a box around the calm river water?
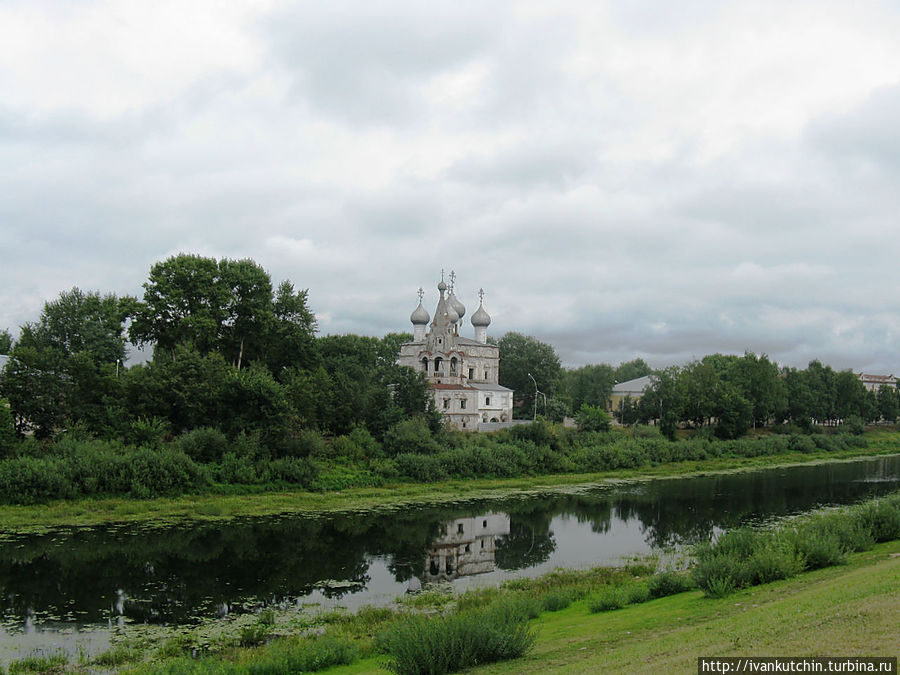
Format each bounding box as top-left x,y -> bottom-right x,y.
1,454 -> 899,660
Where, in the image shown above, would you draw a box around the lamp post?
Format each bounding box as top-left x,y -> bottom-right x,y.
528,372 -> 538,421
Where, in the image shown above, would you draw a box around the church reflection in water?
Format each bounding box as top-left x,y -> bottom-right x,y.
425,513 -> 510,581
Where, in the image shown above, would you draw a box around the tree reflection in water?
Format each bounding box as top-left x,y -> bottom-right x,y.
0,455 -> 897,627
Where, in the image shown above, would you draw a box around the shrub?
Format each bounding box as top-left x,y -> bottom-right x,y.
625,583 -> 651,604
384,417 -> 441,456
575,404 -> 612,433
787,523 -> 848,569
647,571 -> 694,598
854,499 -> 900,542
214,453 -> 259,485
376,600 -> 536,675
247,635 -> 358,673
746,539 -> 805,584
588,587 -> 627,612
541,591 -> 572,612
394,453 -> 448,482
263,457 -> 318,488
128,416 -> 170,449
841,415 -> 866,436
178,427 -> 229,463
787,434 -> 817,454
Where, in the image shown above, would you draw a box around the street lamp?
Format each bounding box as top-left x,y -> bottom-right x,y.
528,372 -> 538,421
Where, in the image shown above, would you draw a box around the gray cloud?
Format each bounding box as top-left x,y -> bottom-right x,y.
2,0 -> 900,378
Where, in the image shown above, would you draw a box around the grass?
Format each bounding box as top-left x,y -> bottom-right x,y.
1,442 -> 896,533
321,539 -> 900,674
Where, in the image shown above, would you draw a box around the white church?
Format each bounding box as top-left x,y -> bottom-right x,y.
397,274 -> 514,431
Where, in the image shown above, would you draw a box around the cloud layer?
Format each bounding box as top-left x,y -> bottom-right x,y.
2,0 -> 900,373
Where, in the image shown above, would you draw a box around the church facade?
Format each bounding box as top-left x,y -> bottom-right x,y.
397,276 -> 514,431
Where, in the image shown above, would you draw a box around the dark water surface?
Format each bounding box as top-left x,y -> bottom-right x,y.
1,454 -> 899,657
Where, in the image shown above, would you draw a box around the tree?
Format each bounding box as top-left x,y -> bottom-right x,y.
265,281 -> 318,376
131,254 -> 318,373
614,358 -> 652,383
0,329 -> 12,354
560,364 -> 615,412
496,332 -> 562,420
130,254 -> 224,354
575,404 -> 611,432
876,384 -> 898,423
638,367 -> 683,440
0,288 -> 131,436
219,258 -> 273,370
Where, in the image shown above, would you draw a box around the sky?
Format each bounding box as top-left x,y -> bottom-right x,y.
2,0 -> 900,372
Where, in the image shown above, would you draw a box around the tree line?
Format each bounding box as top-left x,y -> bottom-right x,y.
0,253 -> 895,452
0,253 -> 438,448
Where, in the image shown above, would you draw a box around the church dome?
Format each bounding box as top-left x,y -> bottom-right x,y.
447,304 -> 460,324
471,302 -> 491,327
410,301 -> 430,325
448,291 -> 466,321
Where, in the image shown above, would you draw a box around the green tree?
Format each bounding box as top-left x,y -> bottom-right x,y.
265,281 -> 319,376
638,368 -> 683,440
219,258 -> 274,370
130,254 -> 224,354
0,288 -> 131,436
496,332 -> 562,420
876,384 -> 898,423
560,364 -> 615,412
125,345 -> 229,435
574,403 -> 611,432
614,358 -> 652,383
0,329 -> 12,354
731,352 -> 786,428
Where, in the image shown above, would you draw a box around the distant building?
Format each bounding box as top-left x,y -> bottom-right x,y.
607,375 -> 653,413
0,354 -> 9,373
397,275 -> 514,431
858,373 -> 897,392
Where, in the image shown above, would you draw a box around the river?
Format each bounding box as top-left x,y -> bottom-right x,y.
1,454 -> 899,662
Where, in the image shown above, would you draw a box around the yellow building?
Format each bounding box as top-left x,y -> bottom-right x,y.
607,375 -> 653,413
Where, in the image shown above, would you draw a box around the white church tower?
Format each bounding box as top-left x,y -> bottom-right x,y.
397,272 -> 514,431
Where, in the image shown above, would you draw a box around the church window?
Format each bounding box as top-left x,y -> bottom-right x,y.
434,357 -> 443,373
458,523 -> 465,534
450,357 -> 457,374
484,370 -> 488,379
460,399 -> 467,409
468,367 -> 474,379
443,398 -> 450,409
421,357 -> 428,371
485,396 -> 491,406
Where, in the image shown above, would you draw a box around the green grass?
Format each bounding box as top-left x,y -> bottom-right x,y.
1,442 -> 896,533
322,540 -> 900,674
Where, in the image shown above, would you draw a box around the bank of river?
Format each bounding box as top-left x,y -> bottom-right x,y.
1,444 -> 897,534
1,451 -> 899,667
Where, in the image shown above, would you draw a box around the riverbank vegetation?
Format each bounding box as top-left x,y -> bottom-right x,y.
1,253 -> 899,513
3,492 -> 896,674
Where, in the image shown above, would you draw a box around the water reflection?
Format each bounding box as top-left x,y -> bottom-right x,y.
425,514 -> 509,581
0,455 -> 897,632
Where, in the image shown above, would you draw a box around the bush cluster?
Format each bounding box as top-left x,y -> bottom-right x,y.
375,597 -> 538,675
0,418 -> 874,505
692,493 -> 900,597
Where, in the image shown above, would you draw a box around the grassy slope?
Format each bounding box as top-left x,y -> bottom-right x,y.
1,443 -> 898,533
330,540 -> 900,675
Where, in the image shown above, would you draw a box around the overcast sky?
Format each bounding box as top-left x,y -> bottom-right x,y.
2,0 -> 900,372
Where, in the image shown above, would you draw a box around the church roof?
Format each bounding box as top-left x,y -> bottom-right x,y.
468,382 -> 513,392
430,383 -> 475,390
